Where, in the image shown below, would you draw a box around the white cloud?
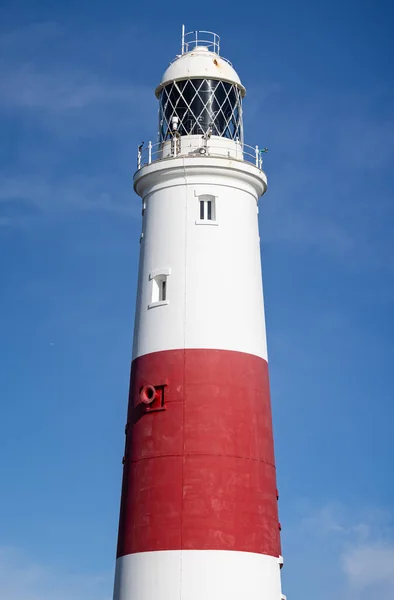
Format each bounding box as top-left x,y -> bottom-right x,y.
342,542 -> 394,589
284,503 -> 394,600
299,504 -> 347,535
0,547 -> 112,600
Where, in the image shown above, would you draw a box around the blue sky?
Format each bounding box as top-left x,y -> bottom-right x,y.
0,1 -> 393,598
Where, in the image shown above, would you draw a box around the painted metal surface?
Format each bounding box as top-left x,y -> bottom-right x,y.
132,157 -> 268,361
156,46 -> 245,98
114,550 -> 282,600
117,349 -> 280,558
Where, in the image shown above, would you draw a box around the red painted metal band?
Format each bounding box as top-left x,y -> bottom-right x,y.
116,349 -> 281,558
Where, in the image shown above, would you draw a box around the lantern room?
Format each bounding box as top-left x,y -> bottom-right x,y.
155,31 -> 246,143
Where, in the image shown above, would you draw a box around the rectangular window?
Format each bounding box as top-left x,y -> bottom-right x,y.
152,275 -> 167,303
161,279 -> 166,302
207,200 -> 212,220
148,268 -> 170,308
148,271 -> 170,308
199,195 -> 215,221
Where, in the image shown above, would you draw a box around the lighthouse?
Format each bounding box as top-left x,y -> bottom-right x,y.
113,28 -> 285,600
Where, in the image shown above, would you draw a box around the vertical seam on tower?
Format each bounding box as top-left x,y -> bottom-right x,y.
180,157 -> 188,600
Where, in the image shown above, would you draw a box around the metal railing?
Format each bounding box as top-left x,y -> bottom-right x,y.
169,26 -> 233,67
182,26 -> 220,55
136,138 -> 268,171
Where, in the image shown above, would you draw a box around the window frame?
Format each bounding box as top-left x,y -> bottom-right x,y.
195,193 -> 218,226
148,268 -> 171,309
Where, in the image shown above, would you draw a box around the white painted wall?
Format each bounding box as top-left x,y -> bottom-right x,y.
132,156 -> 268,360
114,550 -> 282,600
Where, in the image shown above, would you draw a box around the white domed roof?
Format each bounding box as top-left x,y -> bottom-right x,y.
155,47 -> 246,98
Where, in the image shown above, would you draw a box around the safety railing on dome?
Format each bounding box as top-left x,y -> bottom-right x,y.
182,27 -> 220,55
136,139 -> 268,171
174,26 -> 233,67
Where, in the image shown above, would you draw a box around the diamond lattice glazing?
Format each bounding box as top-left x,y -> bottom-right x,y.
159,79 -> 243,142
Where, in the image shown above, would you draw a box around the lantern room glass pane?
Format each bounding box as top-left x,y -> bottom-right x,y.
159,78 -> 243,142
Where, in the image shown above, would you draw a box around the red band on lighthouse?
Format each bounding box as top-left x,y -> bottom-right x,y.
116,348 -> 280,558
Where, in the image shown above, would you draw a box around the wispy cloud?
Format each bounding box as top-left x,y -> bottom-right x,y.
255,84 -> 394,271
0,22 -> 154,123
0,22 -> 153,226
342,542 -> 394,591
0,174 -> 138,222
0,546 -> 112,600
0,59 -> 153,127
285,503 -> 394,600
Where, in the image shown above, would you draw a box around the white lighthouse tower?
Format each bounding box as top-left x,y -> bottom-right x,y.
113,28 -> 285,600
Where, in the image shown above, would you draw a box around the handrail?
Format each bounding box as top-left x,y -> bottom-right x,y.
136,139 -> 268,171
182,26 -> 220,55
168,26 -> 233,67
